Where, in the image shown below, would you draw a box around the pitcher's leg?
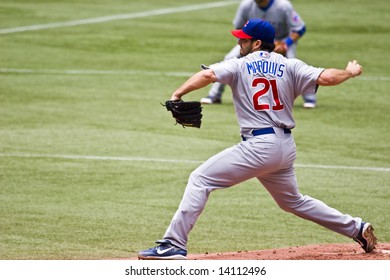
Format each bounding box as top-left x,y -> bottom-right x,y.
164,142 -> 274,249
162,169 -> 212,250
164,143 -> 262,249
259,168 -> 361,238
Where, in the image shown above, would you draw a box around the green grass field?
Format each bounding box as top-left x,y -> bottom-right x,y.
1,0 -> 389,260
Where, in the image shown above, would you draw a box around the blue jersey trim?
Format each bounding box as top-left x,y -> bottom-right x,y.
260,0 -> 274,12
285,37 -> 294,47
296,26 -> 306,37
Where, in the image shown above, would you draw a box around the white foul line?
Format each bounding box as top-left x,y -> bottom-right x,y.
1,153 -> 389,172
0,153 -> 202,164
0,1 -> 239,35
294,163 -> 390,173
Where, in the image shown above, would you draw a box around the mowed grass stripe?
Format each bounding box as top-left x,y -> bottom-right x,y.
1,68 -> 389,81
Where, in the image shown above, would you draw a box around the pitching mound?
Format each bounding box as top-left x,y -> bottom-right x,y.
188,243 -> 390,260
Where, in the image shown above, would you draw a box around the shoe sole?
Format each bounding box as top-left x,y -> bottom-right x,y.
138,255 -> 187,260
200,98 -> 221,104
303,103 -> 316,109
362,224 -> 377,253
200,101 -> 221,104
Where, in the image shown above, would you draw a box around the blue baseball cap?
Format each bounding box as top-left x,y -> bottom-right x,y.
231,18 -> 275,44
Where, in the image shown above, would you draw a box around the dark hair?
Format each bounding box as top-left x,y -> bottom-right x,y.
260,42 -> 275,52
251,38 -> 275,52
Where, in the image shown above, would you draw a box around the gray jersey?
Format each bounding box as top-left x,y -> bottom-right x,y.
233,0 -> 305,40
209,51 -> 324,135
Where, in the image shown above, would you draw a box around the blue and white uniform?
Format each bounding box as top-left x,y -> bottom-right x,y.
163,51 -> 362,250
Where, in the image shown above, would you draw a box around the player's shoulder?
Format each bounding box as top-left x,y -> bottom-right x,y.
283,57 -> 306,66
210,57 -> 241,70
266,54 -> 306,70
284,57 -> 320,76
273,0 -> 294,10
275,0 -> 294,6
239,0 -> 256,9
241,0 -> 254,6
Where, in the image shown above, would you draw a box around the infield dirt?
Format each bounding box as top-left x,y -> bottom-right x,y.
187,243 -> 390,260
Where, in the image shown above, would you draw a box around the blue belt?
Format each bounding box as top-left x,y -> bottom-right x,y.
241,127 -> 291,141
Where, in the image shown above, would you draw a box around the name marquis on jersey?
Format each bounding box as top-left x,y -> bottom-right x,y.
247,53 -> 285,76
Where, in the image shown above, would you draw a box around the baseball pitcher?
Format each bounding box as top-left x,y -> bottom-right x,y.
138,19 -> 377,260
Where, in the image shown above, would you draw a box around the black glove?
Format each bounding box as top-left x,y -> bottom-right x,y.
164,100 -> 202,128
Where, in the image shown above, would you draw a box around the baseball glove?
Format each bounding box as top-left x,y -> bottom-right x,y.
164,100 -> 202,128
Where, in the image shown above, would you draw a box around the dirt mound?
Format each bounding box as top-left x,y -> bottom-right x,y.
188,243 -> 390,260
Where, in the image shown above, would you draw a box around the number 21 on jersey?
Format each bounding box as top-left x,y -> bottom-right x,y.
252,77 -> 284,111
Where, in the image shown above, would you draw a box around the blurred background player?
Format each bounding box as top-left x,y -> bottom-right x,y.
201,0 -> 317,108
